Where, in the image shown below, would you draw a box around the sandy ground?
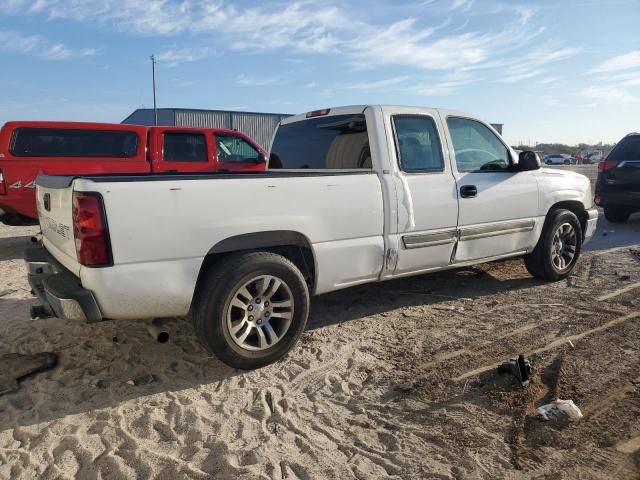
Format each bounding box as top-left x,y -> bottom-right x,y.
1,220 -> 639,479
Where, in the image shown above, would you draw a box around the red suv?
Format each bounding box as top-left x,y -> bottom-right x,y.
0,121 -> 267,224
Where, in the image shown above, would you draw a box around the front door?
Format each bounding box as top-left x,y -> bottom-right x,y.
442,115 -> 540,262
213,133 -> 266,172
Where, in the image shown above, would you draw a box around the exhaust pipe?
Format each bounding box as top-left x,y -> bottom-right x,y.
147,318 -> 170,343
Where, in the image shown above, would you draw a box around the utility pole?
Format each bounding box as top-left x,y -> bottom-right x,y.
150,54 -> 158,126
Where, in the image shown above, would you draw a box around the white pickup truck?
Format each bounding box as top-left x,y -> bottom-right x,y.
26,105 -> 598,369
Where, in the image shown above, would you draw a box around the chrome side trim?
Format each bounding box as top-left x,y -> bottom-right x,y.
618,160 -> 640,168
459,219 -> 535,241
451,249 -> 528,265
587,208 -> 598,220
403,229 -> 457,249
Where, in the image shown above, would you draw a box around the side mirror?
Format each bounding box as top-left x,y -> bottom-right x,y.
517,150 -> 540,171
257,152 -> 267,163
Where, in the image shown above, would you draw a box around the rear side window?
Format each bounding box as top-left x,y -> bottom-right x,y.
10,128 -> 138,157
163,132 -> 207,162
392,115 -> 444,172
270,114 -> 371,169
216,134 -> 260,163
607,135 -> 640,162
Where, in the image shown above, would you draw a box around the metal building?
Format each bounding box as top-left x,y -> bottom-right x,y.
122,108 -> 291,150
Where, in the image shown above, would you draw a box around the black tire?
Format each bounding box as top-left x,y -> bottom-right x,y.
564,160 -> 570,165
604,206 -> 630,223
524,209 -> 583,281
193,251 -> 309,370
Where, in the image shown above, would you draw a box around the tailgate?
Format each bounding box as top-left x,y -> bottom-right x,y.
36,175 -> 80,275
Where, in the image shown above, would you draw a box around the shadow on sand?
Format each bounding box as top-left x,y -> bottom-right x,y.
0,260 -> 543,430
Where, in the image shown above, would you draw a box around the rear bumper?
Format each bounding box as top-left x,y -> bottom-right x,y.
583,208 -> 598,244
594,190 -> 640,210
24,246 -> 102,322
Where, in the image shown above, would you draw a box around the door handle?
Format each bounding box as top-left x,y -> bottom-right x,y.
460,185 -> 478,198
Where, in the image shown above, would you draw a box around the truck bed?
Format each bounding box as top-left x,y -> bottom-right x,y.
36,169 -> 385,319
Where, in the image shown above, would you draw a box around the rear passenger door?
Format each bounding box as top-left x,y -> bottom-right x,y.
154,130 -> 213,173
388,111 -> 460,276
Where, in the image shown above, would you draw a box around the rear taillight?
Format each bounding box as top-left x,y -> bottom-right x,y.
598,160 -> 618,171
0,169 -> 6,195
72,192 -> 112,266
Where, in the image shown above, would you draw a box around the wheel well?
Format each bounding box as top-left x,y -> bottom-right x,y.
191,231 -> 316,312
549,201 -> 588,238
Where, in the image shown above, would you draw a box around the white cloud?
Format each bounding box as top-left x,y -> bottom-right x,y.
0,0 -> 584,96
0,29 -> 95,60
415,71 -> 478,95
236,74 -> 287,87
157,48 -> 210,67
1,0 -> 550,75
581,85 -> 637,104
449,0 -> 474,12
589,50 -> 640,74
500,46 -> 581,83
344,76 -> 410,90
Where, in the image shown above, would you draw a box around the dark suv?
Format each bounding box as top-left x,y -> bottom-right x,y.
595,133 -> 640,223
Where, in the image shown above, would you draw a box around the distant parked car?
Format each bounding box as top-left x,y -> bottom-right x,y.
583,151 -> 604,164
595,132 -> 640,223
544,154 -> 573,165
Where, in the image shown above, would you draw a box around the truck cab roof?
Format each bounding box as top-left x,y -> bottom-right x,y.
281,105 -> 479,125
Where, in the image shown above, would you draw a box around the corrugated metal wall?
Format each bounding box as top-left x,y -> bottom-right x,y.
230,113 -> 285,150
174,110 -> 289,150
175,110 -> 232,129
123,108 -> 291,150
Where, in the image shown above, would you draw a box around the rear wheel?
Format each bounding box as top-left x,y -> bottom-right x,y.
193,251 -> 309,370
604,206 -> 630,223
524,209 -> 583,281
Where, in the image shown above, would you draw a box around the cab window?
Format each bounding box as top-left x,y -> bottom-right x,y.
392,115 -> 444,172
216,134 -> 261,163
269,114 -> 371,169
163,132 -> 207,162
10,128 -> 138,157
447,117 -> 511,172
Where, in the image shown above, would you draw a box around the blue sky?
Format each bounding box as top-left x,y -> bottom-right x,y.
0,0 -> 638,145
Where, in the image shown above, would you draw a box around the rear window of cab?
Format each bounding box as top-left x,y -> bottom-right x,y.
10,128 -> 139,158
270,114 -> 371,169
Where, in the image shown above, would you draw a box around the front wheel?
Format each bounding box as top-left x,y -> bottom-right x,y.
564,160 -> 571,165
524,209 -> 583,281
193,251 -> 310,369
